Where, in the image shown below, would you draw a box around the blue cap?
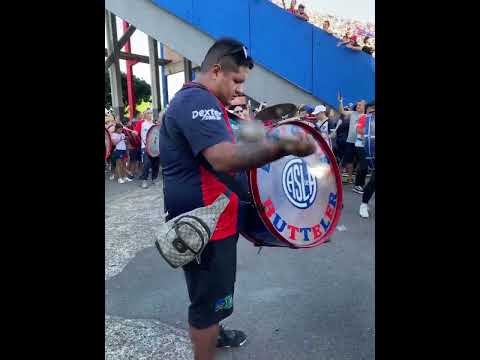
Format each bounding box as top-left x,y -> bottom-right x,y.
302,105 -> 314,114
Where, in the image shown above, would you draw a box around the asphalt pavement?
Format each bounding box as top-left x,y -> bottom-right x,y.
105,171 -> 375,360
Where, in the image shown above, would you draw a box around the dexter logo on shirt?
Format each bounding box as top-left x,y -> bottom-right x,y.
192,108 -> 223,121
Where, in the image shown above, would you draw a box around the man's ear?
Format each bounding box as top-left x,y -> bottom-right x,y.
212,64 -> 221,79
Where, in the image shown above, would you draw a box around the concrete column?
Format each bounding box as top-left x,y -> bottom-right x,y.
148,36 -> 162,122
105,10 -> 124,120
159,43 -> 169,108
183,57 -> 193,83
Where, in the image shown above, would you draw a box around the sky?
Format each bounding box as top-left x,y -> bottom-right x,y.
105,0 -> 374,92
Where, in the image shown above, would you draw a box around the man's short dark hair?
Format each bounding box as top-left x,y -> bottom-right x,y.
200,37 -> 254,73
115,123 -> 123,131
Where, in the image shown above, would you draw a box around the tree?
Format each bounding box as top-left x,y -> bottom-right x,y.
105,69 -> 152,109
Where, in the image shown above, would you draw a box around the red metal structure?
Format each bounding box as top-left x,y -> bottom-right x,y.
122,21 -> 137,120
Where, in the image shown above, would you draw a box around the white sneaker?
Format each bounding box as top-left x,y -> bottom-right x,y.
123,177 -> 133,182
359,203 -> 369,218
118,178 -> 126,184
109,174 -> 115,181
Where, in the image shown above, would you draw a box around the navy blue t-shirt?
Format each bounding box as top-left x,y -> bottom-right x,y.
159,83 -> 240,241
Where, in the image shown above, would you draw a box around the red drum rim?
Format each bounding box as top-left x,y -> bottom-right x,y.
105,128 -> 112,161
145,124 -> 161,158
248,120 -> 343,248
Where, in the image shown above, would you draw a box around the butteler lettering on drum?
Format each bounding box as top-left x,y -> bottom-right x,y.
262,192 -> 337,241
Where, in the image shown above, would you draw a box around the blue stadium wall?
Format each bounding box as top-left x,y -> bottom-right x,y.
153,0 -> 375,106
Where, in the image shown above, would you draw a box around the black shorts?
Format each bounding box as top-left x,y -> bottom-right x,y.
342,142 -> 356,165
128,148 -> 141,162
182,233 -> 239,329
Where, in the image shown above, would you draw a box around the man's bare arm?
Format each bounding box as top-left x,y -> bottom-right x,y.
202,140 -> 287,173
346,44 -> 363,51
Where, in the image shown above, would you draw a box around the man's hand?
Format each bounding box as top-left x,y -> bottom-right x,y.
278,132 -> 316,157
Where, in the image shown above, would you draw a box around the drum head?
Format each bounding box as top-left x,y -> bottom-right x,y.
249,121 -> 343,248
105,128 -> 112,161
146,124 -> 161,157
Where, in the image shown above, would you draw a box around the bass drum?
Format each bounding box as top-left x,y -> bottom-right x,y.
364,112 -> 375,169
145,124 -> 161,157
241,120 -> 343,249
105,128 -> 112,161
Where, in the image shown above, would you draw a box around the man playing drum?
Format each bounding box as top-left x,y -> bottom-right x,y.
159,38 -> 316,360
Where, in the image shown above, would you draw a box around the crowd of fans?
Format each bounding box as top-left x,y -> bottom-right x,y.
273,0 -> 375,57
226,95 -> 376,218
105,109 -> 162,188
297,96 -> 376,218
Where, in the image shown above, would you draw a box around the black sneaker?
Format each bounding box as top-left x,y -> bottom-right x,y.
353,185 -> 364,194
216,325 -> 247,348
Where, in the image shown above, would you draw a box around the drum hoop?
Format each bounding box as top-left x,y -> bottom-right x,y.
145,124 -> 161,157
248,120 -> 343,248
105,128 -> 112,161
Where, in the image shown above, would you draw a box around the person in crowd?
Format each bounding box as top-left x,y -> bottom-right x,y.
326,108 -> 340,155
359,102 -> 375,217
111,123 -> 132,184
295,4 -> 309,21
298,104 -> 314,119
338,34 -> 360,49
341,28 -> 354,42
125,118 -> 142,178
330,111 -> 349,165
351,112 -> 369,194
361,36 -> 375,55
346,36 -> 375,56
159,37 -> 315,360
359,170 -> 375,218
311,105 -> 330,146
137,109 -> 160,189
322,20 -> 334,34
106,117 -> 118,180
288,0 -> 297,15
338,94 -> 366,184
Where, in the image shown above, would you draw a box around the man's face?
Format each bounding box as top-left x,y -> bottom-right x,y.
365,38 -> 373,46
144,112 -> 152,121
215,66 -> 249,106
298,6 -> 305,14
356,101 -> 366,113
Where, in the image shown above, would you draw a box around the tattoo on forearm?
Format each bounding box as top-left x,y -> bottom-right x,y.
231,140 -> 286,171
